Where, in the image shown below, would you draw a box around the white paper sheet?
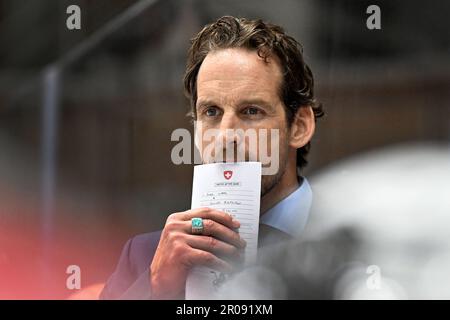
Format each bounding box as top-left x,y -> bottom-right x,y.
185,162 -> 262,300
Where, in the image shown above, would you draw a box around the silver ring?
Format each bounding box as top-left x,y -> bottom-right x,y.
191,217 -> 204,235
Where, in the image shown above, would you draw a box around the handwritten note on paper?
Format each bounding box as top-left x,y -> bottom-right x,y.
185,162 -> 262,300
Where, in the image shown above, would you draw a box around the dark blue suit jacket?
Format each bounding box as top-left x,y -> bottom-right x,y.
100,224 -> 292,299
100,231 -> 162,300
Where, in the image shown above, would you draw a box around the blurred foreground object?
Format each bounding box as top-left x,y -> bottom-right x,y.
67,283 -> 105,300
307,142 -> 450,299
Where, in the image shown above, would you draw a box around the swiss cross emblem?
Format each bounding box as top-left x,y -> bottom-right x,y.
224,170 -> 233,180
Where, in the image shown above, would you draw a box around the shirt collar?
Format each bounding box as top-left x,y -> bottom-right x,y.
259,176 -> 313,237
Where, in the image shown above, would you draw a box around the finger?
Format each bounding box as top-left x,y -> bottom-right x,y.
185,234 -> 240,258
187,248 -> 233,273
181,207 -> 240,229
184,219 -> 246,249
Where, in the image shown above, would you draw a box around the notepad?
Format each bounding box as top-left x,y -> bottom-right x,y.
185,162 -> 262,300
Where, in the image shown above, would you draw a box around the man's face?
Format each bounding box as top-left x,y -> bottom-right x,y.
194,48 -> 291,196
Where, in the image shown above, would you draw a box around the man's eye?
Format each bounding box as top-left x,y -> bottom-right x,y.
205,107 -> 219,117
243,107 -> 260,115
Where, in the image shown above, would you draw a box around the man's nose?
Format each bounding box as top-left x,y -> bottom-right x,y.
218,112 -> 242,145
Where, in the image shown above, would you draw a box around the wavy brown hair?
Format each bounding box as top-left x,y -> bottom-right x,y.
184,16 -> 324,170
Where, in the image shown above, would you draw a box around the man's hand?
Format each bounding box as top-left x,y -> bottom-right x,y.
149,207 -> 246,299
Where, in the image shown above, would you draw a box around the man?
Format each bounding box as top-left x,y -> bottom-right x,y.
100,16 -> 323,300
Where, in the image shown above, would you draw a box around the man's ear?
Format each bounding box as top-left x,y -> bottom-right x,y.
289,106 -> 315,149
